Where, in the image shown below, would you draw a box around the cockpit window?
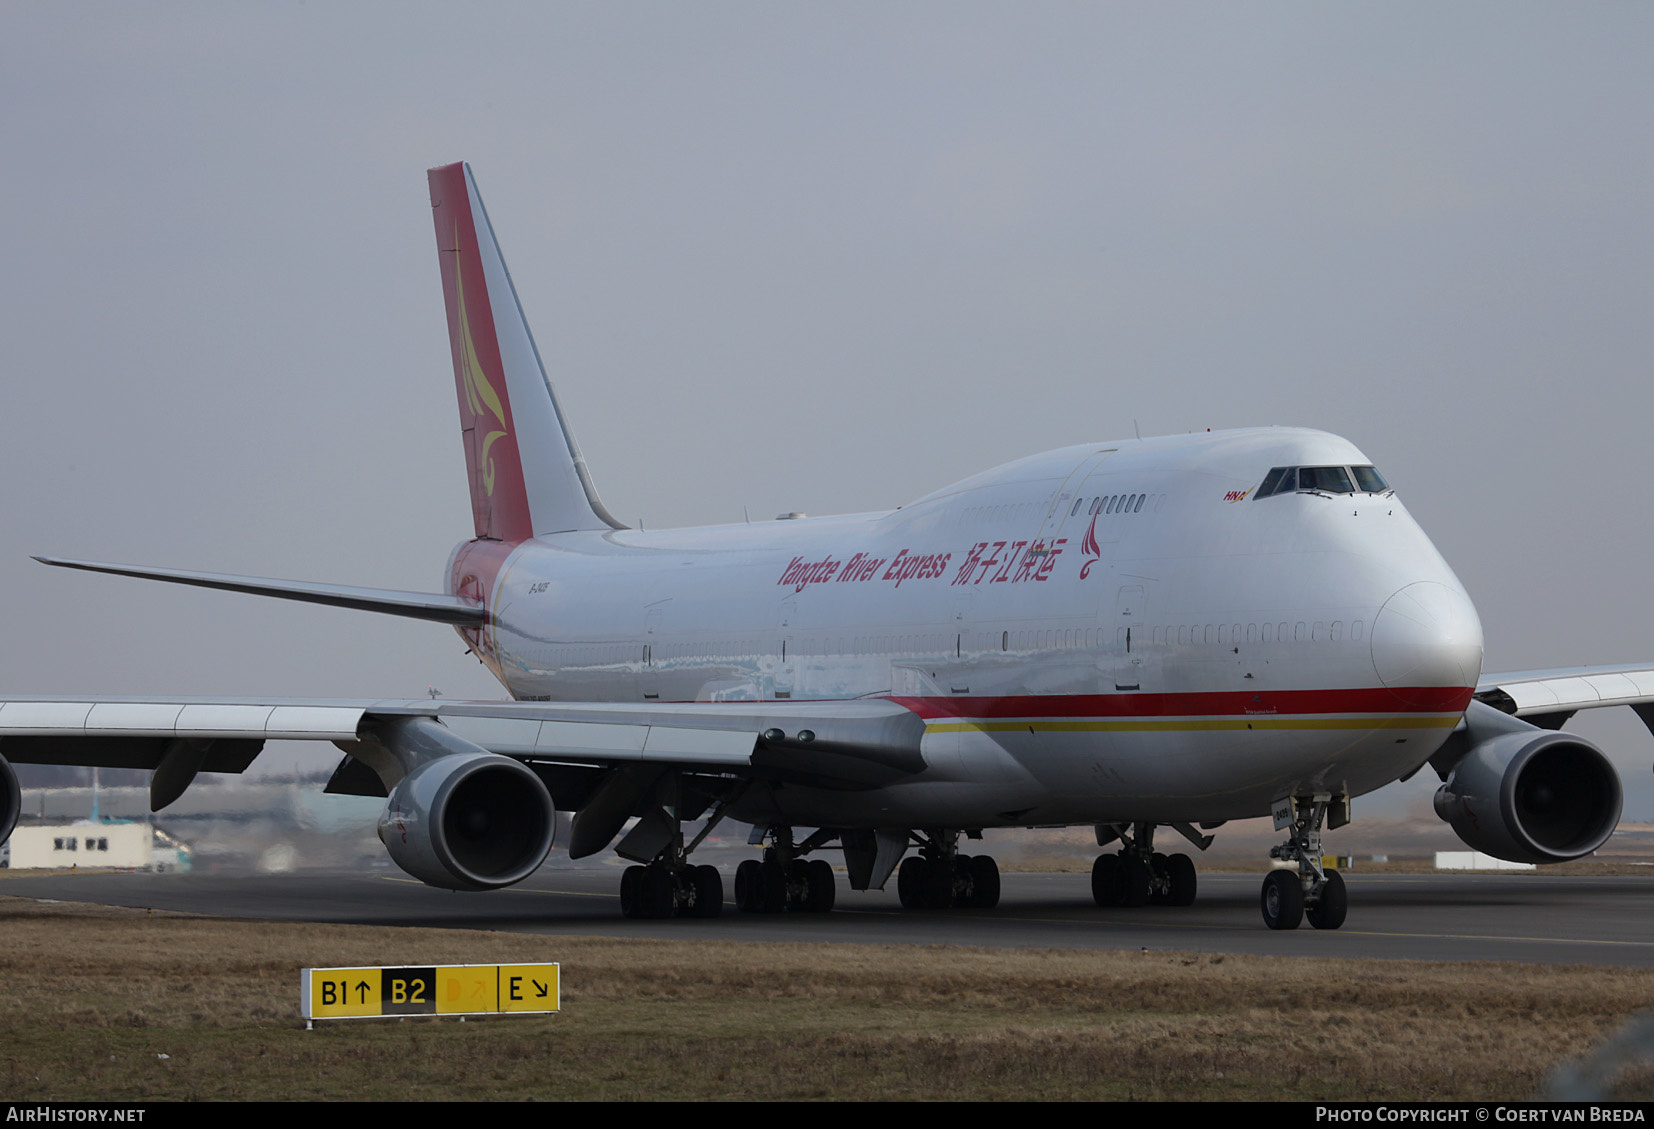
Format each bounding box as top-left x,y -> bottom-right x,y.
1350,465 -> 1388,492
1256,467 -> 1293,498
1298,466 -> 1353,493
1255,464 -> 1392,498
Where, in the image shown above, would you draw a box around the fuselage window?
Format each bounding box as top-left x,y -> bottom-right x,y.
1133,494 -> 1145,512
1071,498 -> 1085,517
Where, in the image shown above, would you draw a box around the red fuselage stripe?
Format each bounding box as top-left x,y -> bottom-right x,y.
886,687 -> 1475,720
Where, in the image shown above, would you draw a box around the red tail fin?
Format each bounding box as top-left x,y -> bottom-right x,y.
428,163 -> 622,541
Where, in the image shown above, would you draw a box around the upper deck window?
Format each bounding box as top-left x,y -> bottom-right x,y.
1254,464 -> 1391,498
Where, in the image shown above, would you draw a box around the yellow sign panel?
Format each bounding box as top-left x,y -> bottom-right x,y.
302,963 -> 558,1021
498,964 -> 559,1013
437,965 -> 500,1015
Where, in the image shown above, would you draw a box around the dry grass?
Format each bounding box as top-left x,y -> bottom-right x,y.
3,895 -> 1653,1101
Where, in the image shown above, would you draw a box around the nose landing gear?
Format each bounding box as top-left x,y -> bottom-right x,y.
1262,794 -> 1349,930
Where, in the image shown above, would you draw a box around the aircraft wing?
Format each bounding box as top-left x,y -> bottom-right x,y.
1475,664 -> 1654,730
0,693 -> 928,873
0,694 -> 926,806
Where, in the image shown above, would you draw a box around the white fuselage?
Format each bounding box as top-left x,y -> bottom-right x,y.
453,427 -> 1484,832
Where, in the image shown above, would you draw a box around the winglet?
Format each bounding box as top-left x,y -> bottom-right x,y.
427,162 -> 625,540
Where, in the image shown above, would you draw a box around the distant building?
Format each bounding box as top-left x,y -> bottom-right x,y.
1434,850 -> 1535,871
1,821 -> 191,871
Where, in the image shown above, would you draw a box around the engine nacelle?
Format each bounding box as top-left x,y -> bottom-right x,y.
1434,730 -> 1621,864
378,753 -> 555,890
0,753 -> 18,846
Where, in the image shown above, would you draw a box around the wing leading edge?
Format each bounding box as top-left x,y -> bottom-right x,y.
1475,664 -> 1654,732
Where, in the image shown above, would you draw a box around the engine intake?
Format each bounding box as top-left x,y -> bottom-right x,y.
378,752 -> 555,890
0,754 -> 18,847
1434,730 -> 1621,864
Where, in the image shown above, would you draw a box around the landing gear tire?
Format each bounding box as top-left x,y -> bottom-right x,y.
735,859 -> 762,913
642,864 -> 675,919
1306,869 -> 1347,931
691,864 -> 723,919
919,857 -> 954,909
736,858 -> 784,913
620,864 -> 644,918
1121,856 -> 1151,907
758,858 -> 787,912
966,854 -> 1000,909
897,855 -> 924,908
785,860 -> 812,912
806,859 -> 837,913
1261,870 -> 1305,930
1148,852 -> 1171,905
952,854 -> 974,908
1091,853 -> 1123,906
1167,853 -> 1197,907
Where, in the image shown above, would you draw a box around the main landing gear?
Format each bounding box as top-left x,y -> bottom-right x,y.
1090,822 -> 1201,908
1260,795 -> 1348,931
734,827 -> 837,914
619,860 -> 724,920
616,773 -> 733,920
894,829 -> 1001,909
728,826 -> 1000,913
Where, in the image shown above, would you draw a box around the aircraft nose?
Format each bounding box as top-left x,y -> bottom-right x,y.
1370,581 -> 1484,705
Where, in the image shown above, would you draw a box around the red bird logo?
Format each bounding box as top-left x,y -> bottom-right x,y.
1079,514 -> 1102,579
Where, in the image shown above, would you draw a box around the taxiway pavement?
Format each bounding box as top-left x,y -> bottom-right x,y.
4,865 -> 1649,966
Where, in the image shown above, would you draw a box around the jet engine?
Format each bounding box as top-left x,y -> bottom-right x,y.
1434,728 -> 1621,864
0,754 -> 18,846
377,752 -> 556,890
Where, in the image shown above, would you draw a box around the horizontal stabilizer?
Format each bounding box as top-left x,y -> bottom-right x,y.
33,556 -> 487,626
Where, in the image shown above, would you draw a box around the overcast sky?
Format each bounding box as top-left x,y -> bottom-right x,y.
2,4 -> 1652,823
